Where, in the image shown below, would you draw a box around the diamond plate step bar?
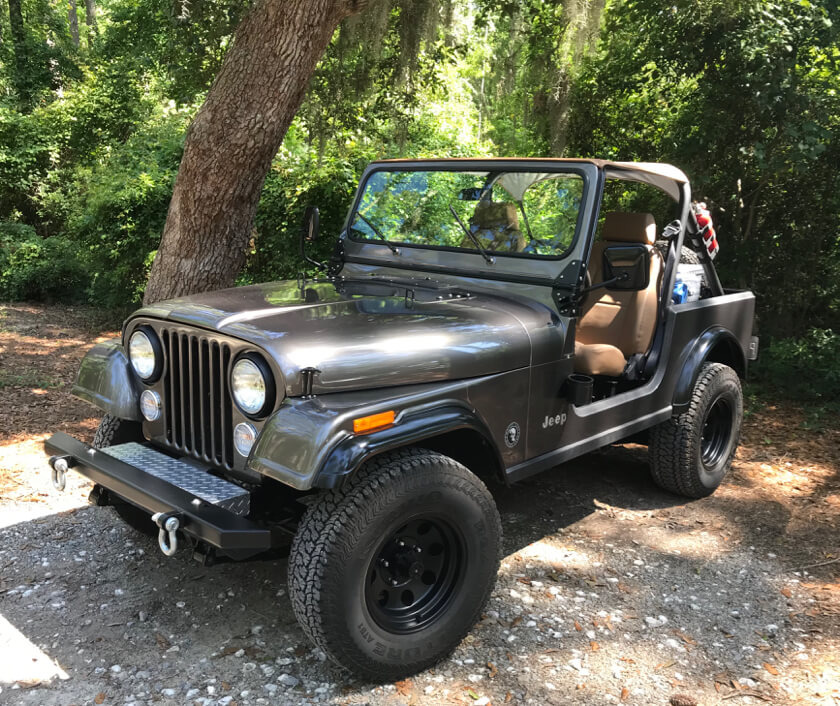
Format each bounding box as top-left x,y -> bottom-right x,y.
44,432 -> 271,560
99,442 -> 250,516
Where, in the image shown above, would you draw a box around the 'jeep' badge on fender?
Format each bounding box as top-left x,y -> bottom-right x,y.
542,413 -> 567,429
504,422 -> 520,448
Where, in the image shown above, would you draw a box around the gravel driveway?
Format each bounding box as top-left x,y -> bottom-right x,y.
1,304 -> 839,705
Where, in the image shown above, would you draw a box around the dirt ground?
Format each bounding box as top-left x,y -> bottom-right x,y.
0,302 -> 838,706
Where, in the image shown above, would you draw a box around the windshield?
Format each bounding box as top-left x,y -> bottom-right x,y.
348,168 -> 585,259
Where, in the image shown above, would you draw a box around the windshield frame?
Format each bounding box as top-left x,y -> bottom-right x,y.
344,162 -> 592,262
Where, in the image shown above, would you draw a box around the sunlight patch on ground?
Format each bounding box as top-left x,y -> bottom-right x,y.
0,614 -> 69,687
0,434 -> 92,526
509,539 -> 592,570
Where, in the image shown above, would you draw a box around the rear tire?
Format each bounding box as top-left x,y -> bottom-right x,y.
93,415 -> 156,537
288,447 -> 502,681
649,363 -> 742,498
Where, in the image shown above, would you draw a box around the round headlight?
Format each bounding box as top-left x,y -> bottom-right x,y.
128,329 -> 159,381
231,356 -> 273,417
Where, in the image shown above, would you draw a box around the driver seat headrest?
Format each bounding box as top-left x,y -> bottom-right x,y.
602,212 -> 656,245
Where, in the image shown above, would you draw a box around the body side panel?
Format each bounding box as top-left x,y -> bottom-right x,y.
506,290 -> 756,481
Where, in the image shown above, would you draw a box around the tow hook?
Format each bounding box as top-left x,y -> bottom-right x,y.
48,455 -> 74,491
151,511 -> 183,557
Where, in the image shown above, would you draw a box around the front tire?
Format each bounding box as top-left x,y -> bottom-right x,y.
288,448 -> 502,681
649,362 -> 743,498
93,415 -> 156,537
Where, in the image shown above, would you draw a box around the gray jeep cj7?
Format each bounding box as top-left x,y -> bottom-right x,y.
46,158 -> 756,680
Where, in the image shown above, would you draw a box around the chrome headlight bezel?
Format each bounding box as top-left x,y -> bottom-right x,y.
128,327 -> 163,382
230,353 -> 275,419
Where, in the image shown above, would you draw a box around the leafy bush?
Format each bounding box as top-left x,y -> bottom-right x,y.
0,223 -> 89,302
58,107 -> 191,308
756,329 -> 840,406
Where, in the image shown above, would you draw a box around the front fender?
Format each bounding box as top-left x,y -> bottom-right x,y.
246,379 -> 502,491
72,339 -> 142,421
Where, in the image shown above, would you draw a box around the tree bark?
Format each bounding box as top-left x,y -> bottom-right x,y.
68,0 -> 80,47
143,0 -> 365,305
84,0 -> 97,40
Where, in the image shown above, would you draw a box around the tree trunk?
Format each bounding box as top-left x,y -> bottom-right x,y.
84,0 -> 97,40
7,0 -> 29,102
68,0 -> 80,47
143,0 -> 365,305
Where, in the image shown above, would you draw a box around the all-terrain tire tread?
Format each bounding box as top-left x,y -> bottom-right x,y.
287,447 -> 501,681
649,362 -> 741,498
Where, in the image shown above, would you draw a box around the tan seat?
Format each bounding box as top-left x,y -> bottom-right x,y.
460,201 -> 526,253
574,212 -> 663,377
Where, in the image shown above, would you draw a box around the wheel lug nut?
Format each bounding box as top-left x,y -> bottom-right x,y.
390,578 -> 399,586
378,558 -> 389,568
413,545 -> 422,553
397,540 -> 405,548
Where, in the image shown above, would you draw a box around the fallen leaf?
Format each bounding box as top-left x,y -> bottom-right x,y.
221,681 -> 230,691
395,679 -> 413,697
487,662 -> 498,678
466,687 -> 480,700
590,641 -> 600,651
505,692 -> 513,703
517,577 -> 532,586
672,629 -> 697,646
94,694 -> 106,705
155,632 -> 171,650
510,616 -> 522,628
620,687 -> 629,701
574,620 -> 583,631
763,662 -> 779,676
781,587 -> 792,599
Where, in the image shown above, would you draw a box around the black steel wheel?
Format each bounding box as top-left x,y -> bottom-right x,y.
649,362 -> 743,498
93,415 -> 156,537
288,448 -> 501,682
366,516 -> 464,634
700,397 -> 734,469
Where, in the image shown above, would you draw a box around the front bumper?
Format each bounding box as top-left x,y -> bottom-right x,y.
44,432 -> 271,560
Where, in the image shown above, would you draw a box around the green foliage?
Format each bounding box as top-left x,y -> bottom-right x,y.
755,329 -> 840,407
567,0 -> 840,340
0,0 -> 838,407
61,107 -> 189,307
0,223 -> 89,302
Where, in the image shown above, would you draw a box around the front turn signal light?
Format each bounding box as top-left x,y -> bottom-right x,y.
353,410 -> 396,434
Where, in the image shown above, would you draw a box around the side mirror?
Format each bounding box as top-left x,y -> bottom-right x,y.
300,206 -> 324,269
602,245 -> 650,290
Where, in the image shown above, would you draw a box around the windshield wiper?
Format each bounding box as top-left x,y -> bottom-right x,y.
356,212 -> 399,254
448,204 -> 494,265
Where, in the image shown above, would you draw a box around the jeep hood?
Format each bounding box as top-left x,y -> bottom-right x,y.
131,279 -> 541,396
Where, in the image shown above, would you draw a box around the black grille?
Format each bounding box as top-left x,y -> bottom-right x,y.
160,329 -> 234,469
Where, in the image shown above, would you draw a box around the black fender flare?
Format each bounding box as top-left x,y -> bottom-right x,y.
672,327 -> 746,413
312,403 -> 503,489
